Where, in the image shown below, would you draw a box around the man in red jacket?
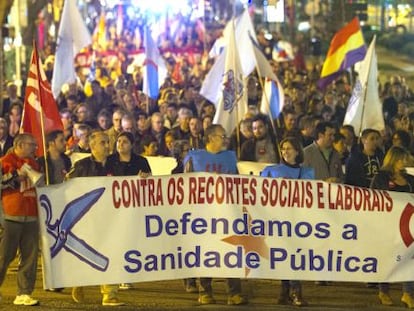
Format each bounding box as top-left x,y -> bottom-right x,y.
0,133 -> 41,306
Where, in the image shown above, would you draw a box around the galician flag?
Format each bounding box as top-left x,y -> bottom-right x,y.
142,25 -> 167,99
343,36 -> 384,133
260,78 -> 285,121
213,20 -> 246,135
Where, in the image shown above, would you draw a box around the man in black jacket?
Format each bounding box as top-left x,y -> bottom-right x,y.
0,117 -> 14,156
37,130 -> 71,185
240,114 -> 280,163
67,130 -> 125,307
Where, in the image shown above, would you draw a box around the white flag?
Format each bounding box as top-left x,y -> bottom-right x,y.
201,9 -> 277,105
51,1 -> 91,98
343,36 -> 384,133
213,20 -> 246,136
142,25 -> 167,99
208,10 -> 257,76
199,51 -> 226,104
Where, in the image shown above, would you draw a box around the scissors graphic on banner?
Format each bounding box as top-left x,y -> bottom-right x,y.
39,188 -> 109,272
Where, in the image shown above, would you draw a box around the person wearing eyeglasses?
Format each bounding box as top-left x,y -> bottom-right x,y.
260,136 -> 313,307
0,133 -> 41,306
183,124 -> 248,306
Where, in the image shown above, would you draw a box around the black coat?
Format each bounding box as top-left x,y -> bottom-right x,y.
107,153 -> 152,176
37,152 -> 72,185
0,135 -> 14,157
370,170 -> 414,192
67,156 -> 113,178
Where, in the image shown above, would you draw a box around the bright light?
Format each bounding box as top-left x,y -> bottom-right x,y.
126,6 -> 136,19
298,21 -> 310,32
49,23 -> 56,38
265,0 -> 284,23
100,0 -> 117,8
129,0 -> 191,15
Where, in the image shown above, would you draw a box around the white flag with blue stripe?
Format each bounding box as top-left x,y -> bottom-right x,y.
143,25 -> 167,99
260,78 -> 285,121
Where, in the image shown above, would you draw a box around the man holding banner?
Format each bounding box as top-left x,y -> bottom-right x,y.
183,124 -> 248,306
67,130 -> 125,307
0,134 -> 41,306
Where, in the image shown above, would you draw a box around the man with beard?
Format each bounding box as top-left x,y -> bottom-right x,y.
240,114 -> 280,163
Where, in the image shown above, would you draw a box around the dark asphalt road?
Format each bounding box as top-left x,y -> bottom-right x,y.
0,265 -> 412,310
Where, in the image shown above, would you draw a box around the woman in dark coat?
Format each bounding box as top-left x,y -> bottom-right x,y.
371,146 -> 414,308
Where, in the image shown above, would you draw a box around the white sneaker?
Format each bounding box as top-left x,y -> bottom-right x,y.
13,294 -> 39,306
102,297 -> 125,306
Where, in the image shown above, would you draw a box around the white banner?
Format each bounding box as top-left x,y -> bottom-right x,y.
37,173 -> 414,288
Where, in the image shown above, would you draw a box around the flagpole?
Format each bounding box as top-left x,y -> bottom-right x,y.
358,35 -> 377,136
230,2 -> 242,158
254,58 -> 281,158
358,80 -> 368,136
233,33 -> 241,158
33,41 -> 50,185
201,0 -> 207,54
144,20 -> 150,115
233,1 -> 252,159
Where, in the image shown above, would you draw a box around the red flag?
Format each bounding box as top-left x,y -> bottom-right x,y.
21,42 -> 63,157
171,59 -> 184,85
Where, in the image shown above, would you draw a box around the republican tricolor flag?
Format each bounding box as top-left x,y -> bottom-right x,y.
318,17 -> 366,89
21,42 -> 63,158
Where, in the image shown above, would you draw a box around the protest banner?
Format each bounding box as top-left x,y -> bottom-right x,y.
37,173 -> 414,289
237,161 -> 271,176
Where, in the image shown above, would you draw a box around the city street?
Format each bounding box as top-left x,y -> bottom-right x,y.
376,46 -> 414,88
1,47 -> 413,310
0,262 -> 412,310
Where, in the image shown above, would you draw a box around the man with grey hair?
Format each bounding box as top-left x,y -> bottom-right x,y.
67,131 -> 125,306
171,105 -> 193,141
147,112 -> 168,155
106,108 -> 125,154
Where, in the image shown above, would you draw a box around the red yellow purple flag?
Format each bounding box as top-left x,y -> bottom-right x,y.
318,17 -> 366,89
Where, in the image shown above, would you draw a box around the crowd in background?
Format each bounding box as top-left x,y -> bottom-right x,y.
0,12 -> 414,170
1,7 -> 414,307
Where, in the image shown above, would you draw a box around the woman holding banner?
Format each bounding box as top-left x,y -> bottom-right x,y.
371,146 -> 414,308
261,137 -> 314,306
108,131 -> 151,290
108,132 -> 152,177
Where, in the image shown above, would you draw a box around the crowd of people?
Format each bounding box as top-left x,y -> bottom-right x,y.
0,7 -> 414,307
